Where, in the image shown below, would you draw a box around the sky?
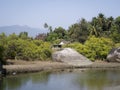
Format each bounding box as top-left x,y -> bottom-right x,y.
0,0 -> 120,29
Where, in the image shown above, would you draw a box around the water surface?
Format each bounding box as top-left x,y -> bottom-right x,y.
0,69 -> 120,90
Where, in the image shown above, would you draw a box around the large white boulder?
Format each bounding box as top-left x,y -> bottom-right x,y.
52,48 -> 92,66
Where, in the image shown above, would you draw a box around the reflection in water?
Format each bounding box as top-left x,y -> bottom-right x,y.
0,77 -> 3,90
0,69 -> 120,90
75,69 -> 120,90
0,71 -> 50,90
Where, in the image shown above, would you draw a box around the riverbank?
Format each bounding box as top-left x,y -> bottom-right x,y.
3,60 -> 71,75
3,60 -> 120,75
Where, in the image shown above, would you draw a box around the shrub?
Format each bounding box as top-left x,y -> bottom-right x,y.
84,36 -> 114,61
65,36 -> 114,61
5,39 -> 52,61
115,43 -> 120,48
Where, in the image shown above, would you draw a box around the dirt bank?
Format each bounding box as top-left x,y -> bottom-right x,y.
3,60 -> 120,75
3,60 -> 71,75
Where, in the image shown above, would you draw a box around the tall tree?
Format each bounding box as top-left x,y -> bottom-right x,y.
90,13 -> 112,37
68,18 -> 89,43
109,16 -> 120,43
44,23 -> 52,32
54,27 -> 66,39
44,23 -> 48,28
19,32 -> 29,40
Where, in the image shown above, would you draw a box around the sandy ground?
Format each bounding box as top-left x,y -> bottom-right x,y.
3,60 -> 120,75
3,60 -> 70,74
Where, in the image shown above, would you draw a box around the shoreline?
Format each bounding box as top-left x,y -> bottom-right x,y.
2,60 -> 120,75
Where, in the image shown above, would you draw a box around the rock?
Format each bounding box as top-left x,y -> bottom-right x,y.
107,47 -> 120,62
52,48 -> 92,66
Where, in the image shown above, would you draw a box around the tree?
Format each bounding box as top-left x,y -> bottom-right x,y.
0,45 -> 5,63
54,27 -> 67,39
89,13 -> 114,37
0,33 -> 7,46
44,23 -> 48,28
115,16 -> 120,33
109,24 -> 120,43
44,23 -> 52,32
90,14 -> 105,37
8,33 -> 18,40
49,26 -> 53,32
46,32 -> 58,42
108,16 -> 120,43
19,32 -> 29,40
68,18 -> 89,43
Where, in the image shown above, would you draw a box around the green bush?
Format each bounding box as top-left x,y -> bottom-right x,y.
84,36 -> 114,61
5,39 -> 52,61
0,33 -> 51,61
65,36 -> 114,61
115,43 -> 120,48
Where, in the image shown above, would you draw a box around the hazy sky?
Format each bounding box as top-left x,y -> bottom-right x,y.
0,0 -> 120,29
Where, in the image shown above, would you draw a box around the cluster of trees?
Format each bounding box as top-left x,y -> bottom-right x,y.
0,32 -> 52,63
36,26 -> 68,43
38,13 -> 120,61
37,13 -> 120,44
0,13 -> 120,63
68,13 -> 120,43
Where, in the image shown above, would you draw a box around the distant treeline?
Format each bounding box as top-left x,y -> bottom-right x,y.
0,13 -> 120,63
40,13 -> 120,43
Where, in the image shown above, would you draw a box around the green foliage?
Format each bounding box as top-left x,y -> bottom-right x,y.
65,36 -> 114,61
0,32 -> 52,61
115,43 -> 120,48
46,33 -> 58,42
68,18 -> 89,43
110,27 -> 120,43
67,13 -> 120,43
84,36 -> 114,61
8,33 -> 19,40
53,27 -> 67,39
0,45 -> 4,62
52,39 -> 61,44
6,39 -> 52,61
90,13 -> 113,37
1,13 -> 120,62
46,27 -> 68,42
44,13 -> 120,44
0,32 -> 8,46
19,32 -> 28,38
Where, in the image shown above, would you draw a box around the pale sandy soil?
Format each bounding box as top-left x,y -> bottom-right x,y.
3,60 -> 120,75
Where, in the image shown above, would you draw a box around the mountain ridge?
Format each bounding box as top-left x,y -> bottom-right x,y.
0,25 -> 48,37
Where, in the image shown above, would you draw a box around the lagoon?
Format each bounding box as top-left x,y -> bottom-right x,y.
0,69 -> 120,90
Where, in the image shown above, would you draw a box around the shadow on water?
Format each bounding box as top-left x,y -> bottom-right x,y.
0,71 -> 51,90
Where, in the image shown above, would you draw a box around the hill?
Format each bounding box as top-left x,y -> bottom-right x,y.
0,25 -> 48,37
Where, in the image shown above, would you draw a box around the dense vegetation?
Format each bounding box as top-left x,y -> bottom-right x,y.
40,13 -> 120,43
0,32 -> 52,62
0,13 -> 120,63
65,36 -> 114,61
